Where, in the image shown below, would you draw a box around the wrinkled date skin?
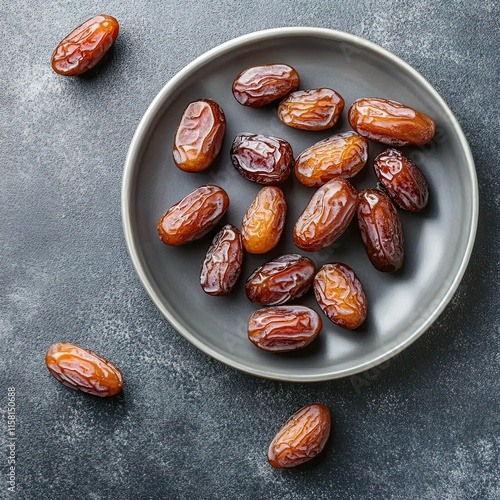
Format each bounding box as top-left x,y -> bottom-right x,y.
46,342 -> 123,397
232,64 -> 300,107
231,133 -> 294,184
314,263 -> 367,329
173,99 -> 226,173
51,15 -> 119,76
348,97 -> 435,146
248,305 -> 322,352
295,131 -> 369,187
158,185 -> 229,246
268,403 -> 331,468
245,254 -> 316,305
357,189 -> 404,272
374,148 -> 429,212
293,178 -> 358,252
200,224 -> 244,296
242,186 -> 287,254
278,88 -> 345,131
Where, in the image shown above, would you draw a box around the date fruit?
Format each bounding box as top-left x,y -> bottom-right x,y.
158,185 -> 229,246
268,403 -> 331,468
348,97 -> 435,146
248,305 -> 322,352
293,177 -> 358,252
232,64 -> 300,107
231,133 -> 293,184
245,254 -> 315,305
51,15 -> 119,76
200,224 -> 243,295
242,186 -> 287,254
173,99 -> 226,172
374,148 -> 429,212
357,189 -> 404,272
278,88 -> 345,131
314,263 -> 367,329
46,342 -> 123,397
295,131 -> 369,187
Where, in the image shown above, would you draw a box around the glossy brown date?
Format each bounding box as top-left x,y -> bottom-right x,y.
173,99 -> 226,172
231,133 -> 293,184
200,224 -> 243,296
348,97 -> 435,146
242,186 -> 287,254
374,148 -> 429,212
293,178 -> 358,252
232,64 -> 300,107
314,263 -> 367,329
278,88 -> 345,130
51,15 -> 119,76
158,185 -> 229,246
295,131 -> 369,187
46,342 -> 123,397
248,305 -> 322,352
268,403 -> 331,468
245,254 -> 315,305
357,189 -> 404,272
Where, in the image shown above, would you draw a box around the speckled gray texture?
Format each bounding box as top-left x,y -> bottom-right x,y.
0,1 -> 498,499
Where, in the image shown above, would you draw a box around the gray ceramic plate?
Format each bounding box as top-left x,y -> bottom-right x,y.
122,28 -> 478,382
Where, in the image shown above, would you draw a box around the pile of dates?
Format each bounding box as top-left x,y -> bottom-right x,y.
158,63 -> 434,356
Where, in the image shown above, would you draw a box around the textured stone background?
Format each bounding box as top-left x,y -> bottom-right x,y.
1,1 -> 499,499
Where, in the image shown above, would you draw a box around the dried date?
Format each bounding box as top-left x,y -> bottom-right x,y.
248,305 -> 322,352
245,254 -> 315,305
278,88 -> 345,130
374,148 -> 429,212
293,177 -> 358,252
46,342 -> 123,397
268,403 -> 331,468
313,263 -> 367,329
51,15 -> 119,76
242,186 -> 287,254
357,189 -> 404,272
348,97 -> 435,146
232,64 -> 300,107
231,133 -> 293,184
200,224 -> 243,295
173,99 -> 226,172
158,185 -> 229,246
295,131 -> 368,187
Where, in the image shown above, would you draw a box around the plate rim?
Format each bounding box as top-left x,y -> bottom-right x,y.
121,27 -> 478,382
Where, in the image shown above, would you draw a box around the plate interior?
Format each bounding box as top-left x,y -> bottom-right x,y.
124,31 -> 476,380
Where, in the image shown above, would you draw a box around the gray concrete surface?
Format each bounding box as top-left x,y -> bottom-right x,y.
1,1 -> 499,499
